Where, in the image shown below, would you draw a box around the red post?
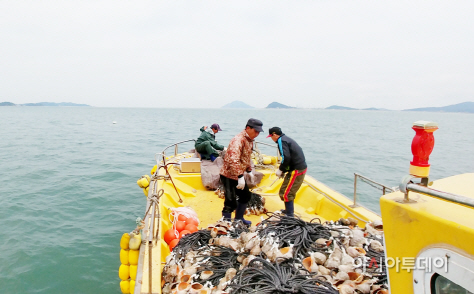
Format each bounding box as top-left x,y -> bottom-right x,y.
409,121 -> 438,177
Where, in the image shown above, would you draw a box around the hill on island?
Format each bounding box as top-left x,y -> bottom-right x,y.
403,102 -> 474,113
266,102 -> 294,109
0,102 -> 90,107
326,102 -> 474,113
221,101 -> 254,108
326,105 -> 358,110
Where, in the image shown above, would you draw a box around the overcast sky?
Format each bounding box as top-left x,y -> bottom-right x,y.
1,1 -> 473,109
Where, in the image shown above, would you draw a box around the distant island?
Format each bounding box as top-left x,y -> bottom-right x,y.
326,105 -> 357,110
0,102 -> 90,107
403,102 -> 474,113
221,100 -> 254,108
266,102 -> 294,109
326,102 -> 474,113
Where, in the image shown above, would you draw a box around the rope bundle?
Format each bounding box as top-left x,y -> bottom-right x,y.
257,214 -> 332,257
228,257 -> 338,294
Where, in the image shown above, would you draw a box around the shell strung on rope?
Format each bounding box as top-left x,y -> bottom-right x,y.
200,270 -> 214,280
350,229 -> 366,247
338,284 -> 355,294
302,256 -> 319,273
369,240 -> 384,252
347,246 -> 366,258
347,272 -> 364,283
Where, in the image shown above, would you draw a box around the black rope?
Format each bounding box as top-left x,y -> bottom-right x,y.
172,229 -> 212,260
228,257 -> 339,294
257,213 -> 332,258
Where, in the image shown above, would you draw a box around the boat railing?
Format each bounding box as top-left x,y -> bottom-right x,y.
254,140 -> 282,161
154,139 -> 197,164
154,139 -> 281,166
400,175 -> 474,208
351,173 -> 395,208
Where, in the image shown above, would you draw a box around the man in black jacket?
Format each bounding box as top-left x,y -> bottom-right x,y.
267,127 -> 307,217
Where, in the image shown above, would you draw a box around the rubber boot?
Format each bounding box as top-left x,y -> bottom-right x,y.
222,212 -> 232,221
284,200 -> 294,217
235,202 -> 251,226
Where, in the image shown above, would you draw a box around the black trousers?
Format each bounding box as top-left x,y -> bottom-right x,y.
220,175 -> 252,213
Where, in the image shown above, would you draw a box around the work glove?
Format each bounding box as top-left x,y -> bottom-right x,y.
276,169 -> 283,178
236,176 -> 246,190
224,147 -> 227,151
248,171 -> 256,183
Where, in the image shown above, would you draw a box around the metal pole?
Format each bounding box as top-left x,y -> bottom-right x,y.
406,183 -> 474,208
148,202 -> 155,293
351,173 -> 358,208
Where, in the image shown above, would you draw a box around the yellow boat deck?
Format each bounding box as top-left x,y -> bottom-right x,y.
134,153 -> 380,294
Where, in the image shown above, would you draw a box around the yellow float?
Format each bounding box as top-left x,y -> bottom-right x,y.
130,265 -> 137,280
119,279 -> 130,294
129,232 -> 141,250
119,249 -> 129,265
118,264 -> 130,281
119,233 -> 130,250
137,175 -> 150,188
128,249 -> 139,265
150,165 -> 157,175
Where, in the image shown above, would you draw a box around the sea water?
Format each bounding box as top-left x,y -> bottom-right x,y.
0,107 -> 473,293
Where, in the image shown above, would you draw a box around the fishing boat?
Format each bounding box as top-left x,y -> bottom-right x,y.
118,121 -> 474,294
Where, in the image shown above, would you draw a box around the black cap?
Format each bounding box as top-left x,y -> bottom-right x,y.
267,127 -> 282,138
211,123 -> 222,131
246,118 -> 263,132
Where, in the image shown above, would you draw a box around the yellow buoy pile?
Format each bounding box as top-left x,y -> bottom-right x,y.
119,232 -> 142,294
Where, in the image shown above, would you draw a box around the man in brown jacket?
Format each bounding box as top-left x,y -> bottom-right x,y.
220,118 -> 263,225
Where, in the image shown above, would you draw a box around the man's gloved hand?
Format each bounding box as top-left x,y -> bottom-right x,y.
276,169 -> 283,178
248,171 -> 256,183
236,176 -> 246,189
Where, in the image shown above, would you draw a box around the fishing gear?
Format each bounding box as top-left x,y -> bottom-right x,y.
172,229 -> 212,259
228,257 -> 339,294
257,213 -> 333,257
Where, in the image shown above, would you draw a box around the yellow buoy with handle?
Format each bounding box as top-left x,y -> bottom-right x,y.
143,186 -> 148,197
119,264 -> 130,280
120,249 -> 129,265
136,175 -> 150,188
120,233 -> 130,250
129,232 -> 141,250
120,279 -> 130,294
129,249 -> 139,265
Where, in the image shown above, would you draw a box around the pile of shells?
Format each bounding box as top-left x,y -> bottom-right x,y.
245,193 -> 267,216
162,215 -> 388,294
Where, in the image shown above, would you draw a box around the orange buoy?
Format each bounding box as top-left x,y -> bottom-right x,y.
169,239 -> 179,251
185,218 -> 199,226
174,221 -> 186,232
164,228 -> 178,244
179,230 -> 191,238
177,214 -> 188,222
184,224 -> 198,233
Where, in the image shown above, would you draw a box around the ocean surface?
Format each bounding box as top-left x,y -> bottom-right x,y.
0,107 -> 473,293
